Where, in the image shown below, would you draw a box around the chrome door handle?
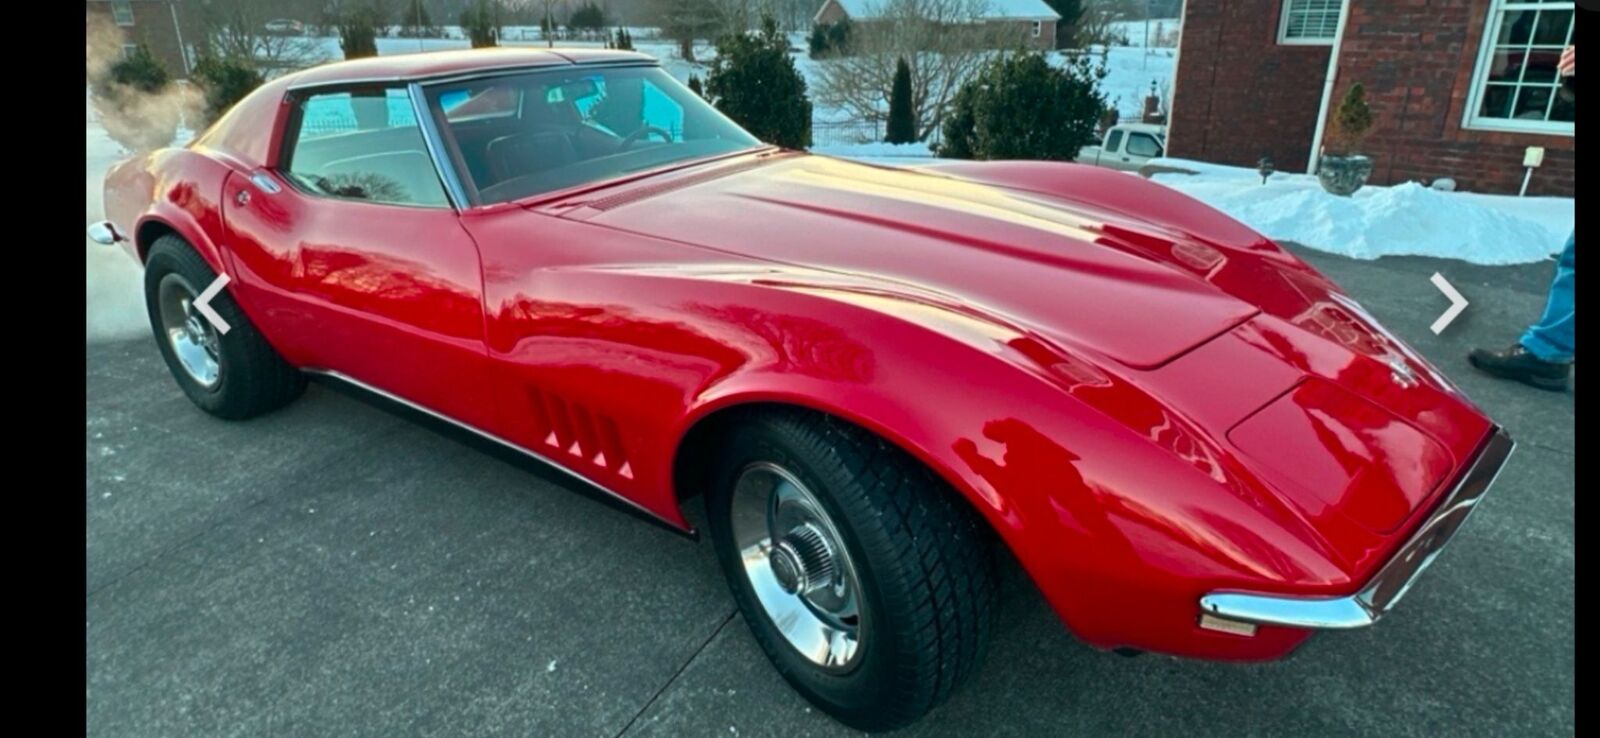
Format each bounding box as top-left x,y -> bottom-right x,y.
250,171 -> 282,194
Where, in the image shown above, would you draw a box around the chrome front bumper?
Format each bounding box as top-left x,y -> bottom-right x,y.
1199,427 -> 1515,630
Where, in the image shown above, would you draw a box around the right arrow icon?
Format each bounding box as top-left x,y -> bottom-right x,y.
1430,273 -> 1469,335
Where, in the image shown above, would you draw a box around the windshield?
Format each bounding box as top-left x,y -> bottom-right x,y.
423,66 -> 761,205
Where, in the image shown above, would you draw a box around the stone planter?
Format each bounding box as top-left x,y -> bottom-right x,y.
1317,154 -> 1373,196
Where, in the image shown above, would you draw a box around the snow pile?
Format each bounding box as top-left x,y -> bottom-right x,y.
1148,158 -> 1573,265
812,141 -> 935,160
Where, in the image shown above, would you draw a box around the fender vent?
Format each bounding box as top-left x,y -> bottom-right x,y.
527,388 -> 633,480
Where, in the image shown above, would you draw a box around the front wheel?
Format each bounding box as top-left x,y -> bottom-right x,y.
706,410 -> 997,731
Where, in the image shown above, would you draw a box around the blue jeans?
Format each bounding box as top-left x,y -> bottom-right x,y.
1520,231 -> 1575,363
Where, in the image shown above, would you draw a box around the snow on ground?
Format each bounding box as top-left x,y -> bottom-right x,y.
1080,45 -> 1175,120
1147,158 -> 1575,265
811,141 -> 936,165
1107,18 -> 1183,48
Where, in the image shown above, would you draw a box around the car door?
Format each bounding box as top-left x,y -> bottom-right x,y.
222,83 -> 497,431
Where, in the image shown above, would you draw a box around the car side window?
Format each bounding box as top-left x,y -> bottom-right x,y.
1104,129 -> 1124,153
1126,132 -> 1163,158
283,87 -> 449,208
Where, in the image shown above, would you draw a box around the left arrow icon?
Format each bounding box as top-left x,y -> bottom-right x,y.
194,274 -> 232,335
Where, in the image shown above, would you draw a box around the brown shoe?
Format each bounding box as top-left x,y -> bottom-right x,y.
1468,344 -> 1571,391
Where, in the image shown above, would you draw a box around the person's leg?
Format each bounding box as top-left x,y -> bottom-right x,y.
1519,231 -> 1575,361
1469,231 -> 1574,391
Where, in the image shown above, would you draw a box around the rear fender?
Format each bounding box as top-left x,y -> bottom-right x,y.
115,149 -> 236,276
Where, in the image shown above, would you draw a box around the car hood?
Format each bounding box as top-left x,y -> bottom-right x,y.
562,153 -> 1260,369
553,153 -> 1497,579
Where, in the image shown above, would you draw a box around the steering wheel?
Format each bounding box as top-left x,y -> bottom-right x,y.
618,125 -> 674,151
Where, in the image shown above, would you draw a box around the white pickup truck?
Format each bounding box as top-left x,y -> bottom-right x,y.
1076,122 -> 1167,171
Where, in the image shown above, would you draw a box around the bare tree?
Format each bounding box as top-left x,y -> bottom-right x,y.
199,0 -> 329,73
651,0 -> 724,61
813,0 -> 1018,140
1071,0 -> 1138,48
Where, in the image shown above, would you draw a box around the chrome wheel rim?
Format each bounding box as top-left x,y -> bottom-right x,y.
730,462 -> 864,670
156,273 -> 221,388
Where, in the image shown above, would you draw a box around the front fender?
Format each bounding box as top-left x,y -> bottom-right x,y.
664,268 -> 1347,660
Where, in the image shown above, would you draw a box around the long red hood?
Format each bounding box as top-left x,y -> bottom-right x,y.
565,153 -> 1260,369
552,152 -> 1495,577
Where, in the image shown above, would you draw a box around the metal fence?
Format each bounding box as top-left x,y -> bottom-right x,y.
811,119 -> 942,150
811,120 -> 881,147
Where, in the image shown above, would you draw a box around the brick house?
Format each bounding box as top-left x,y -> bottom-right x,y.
86,0 -> 198,79
1168,0 -> 1574,196
813,0 -> 1060,51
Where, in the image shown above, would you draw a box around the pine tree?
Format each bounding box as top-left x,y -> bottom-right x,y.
1329,83 -> 1374,156
461,0 -> 501,48
336,3 -> 382,59
570,2 -> 606,32
885,57 -> 916,144
705,16 -> 812,149
193,55 -> 264,125
1043,0 -> 1084,49
937,51 -> 1106,160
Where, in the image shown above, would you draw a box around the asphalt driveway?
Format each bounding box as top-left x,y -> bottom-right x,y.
86,245 -> 1575,737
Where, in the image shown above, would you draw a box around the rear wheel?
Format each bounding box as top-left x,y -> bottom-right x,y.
144,234 -> 305,419
706,410 -> 997,731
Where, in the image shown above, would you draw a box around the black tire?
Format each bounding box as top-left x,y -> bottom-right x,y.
706,409 -> 997,732
144,234 -> 305,419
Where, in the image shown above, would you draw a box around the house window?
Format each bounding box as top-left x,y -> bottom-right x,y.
1278,0 -> 1342,45
122,44 -> 140,60
1465,1 -> 1574,135
1032,21 -> 1042,38
111,0 -> 135,26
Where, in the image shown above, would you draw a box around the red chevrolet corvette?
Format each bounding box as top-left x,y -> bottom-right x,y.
92,49 -> 1513,730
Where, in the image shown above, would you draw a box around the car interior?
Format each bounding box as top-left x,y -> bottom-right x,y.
285,122 -> 451,208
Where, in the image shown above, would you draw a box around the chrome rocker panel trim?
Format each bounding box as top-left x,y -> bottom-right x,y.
302,368 -> 695,540
1200,426 -> 1515,630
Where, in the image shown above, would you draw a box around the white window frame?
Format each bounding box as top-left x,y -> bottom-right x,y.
121,44 -> 140,60
1032,21 -> 1042,38
111,0 -> 135,26
1462,0 -> 1574,136
1277,0 -> 1343,46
